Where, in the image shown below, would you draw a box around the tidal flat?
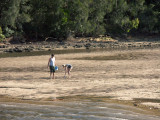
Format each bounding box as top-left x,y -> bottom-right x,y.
0,47 -> 160,119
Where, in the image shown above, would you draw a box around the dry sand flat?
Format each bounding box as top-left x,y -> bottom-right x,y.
0,48 -> 160,110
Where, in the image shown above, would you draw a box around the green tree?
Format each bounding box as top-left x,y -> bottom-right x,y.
28,0 -> 65,39
104,0 -> 143,35
0,26 -> 5,41
0,0 -> 31,37
63,0 -> 91,37
87,0 -> 110,36
138,0 -> 160,33
1,0 -> 159,40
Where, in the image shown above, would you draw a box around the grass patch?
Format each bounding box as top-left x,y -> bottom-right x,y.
73,53 -> 142,61
56,95 -> 114,102
134,98 -> 160,103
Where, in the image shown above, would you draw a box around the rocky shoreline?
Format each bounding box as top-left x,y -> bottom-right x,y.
0,37 -> 160,54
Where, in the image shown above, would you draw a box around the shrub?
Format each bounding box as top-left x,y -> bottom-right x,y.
0,26 -> 6,41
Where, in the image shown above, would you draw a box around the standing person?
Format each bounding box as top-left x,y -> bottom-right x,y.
48,54 -> 56,79
62,64 -> 73,78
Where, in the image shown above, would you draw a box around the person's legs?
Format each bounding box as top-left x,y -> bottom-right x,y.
50,66 -> 55,79
50,72 -> 52,79
68,68 -> 71,78
49,66 -> 52,79
64,67 -> 67,78
52,72 -> 55,79
52,66 -> 55,79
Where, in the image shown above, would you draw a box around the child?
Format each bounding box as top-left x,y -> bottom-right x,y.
62,64 -> 73,78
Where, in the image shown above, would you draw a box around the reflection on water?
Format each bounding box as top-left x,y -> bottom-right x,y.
0,48 -> 93,58
0,101 -> 160,120
0,47 -> 152,58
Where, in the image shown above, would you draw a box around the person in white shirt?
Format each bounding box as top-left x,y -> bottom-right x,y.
48,54 -> 56,79
62,64 -> 73,78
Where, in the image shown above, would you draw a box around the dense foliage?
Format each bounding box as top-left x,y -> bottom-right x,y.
0,26 -> 5,41
0,0 -> 159,40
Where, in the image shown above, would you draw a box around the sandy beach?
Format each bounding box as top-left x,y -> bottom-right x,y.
0,48 -> 160,114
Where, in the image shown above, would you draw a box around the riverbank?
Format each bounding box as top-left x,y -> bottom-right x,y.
0,47 -> 160,116
0,36 -> 160,54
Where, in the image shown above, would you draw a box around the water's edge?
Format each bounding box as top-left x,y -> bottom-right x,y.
0,95 -> 160,117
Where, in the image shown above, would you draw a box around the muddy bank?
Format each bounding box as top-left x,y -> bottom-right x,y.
0,36 -> 160,54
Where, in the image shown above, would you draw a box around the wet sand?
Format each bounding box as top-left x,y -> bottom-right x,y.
0,48 -> 160,115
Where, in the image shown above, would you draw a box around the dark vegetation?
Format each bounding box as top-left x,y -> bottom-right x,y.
0,0 -> 160,42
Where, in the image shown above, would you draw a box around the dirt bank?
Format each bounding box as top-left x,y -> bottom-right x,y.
1,36 -> 160,54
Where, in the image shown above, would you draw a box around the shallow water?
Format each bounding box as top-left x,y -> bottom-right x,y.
0,48 -> 96,58
0,47 -> 154,58
0,101 -> 160,120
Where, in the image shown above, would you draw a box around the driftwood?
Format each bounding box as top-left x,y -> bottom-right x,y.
45,37 -> 54,41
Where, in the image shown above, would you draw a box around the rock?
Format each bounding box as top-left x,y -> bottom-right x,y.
4,48 -> 14,53
24,48 -> 33,52
133,103 -> 138,106
13,47 -> 24,52
98,43 -> 105,48
84,43 -> 91,47
3,41 -> 7,44
45,45 -> 51,48
58,42 -> 66,45
73,44 -> 82,48
63,46 -> 68,48
86,46 -> 90,49
0,45 -> 6,48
